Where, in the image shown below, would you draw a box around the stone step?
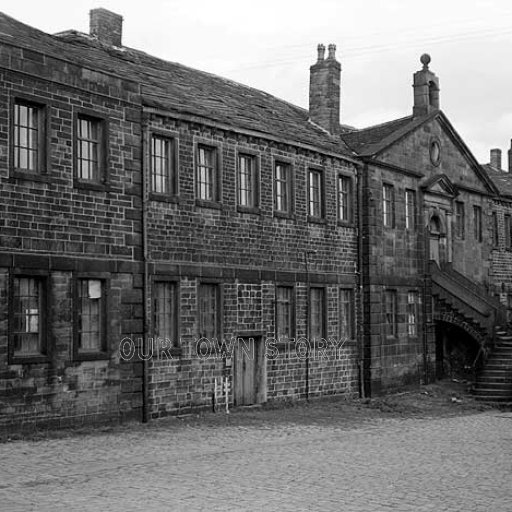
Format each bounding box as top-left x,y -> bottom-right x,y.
473,388 -> 512,396
495,343 -> 512,349
474,381 -> 512,390
491,351 -> 512,358
478,372 -> 512,379
474,396 -> 512,403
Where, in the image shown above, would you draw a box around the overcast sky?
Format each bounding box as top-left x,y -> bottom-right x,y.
4,0 -> 512,164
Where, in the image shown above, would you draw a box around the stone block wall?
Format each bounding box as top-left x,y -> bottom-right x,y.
0,44 -> 144,429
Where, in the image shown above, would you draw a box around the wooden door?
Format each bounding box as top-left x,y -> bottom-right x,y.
234,337 -> 258,406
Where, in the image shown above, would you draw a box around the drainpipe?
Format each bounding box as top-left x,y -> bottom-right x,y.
304,250 -> 310,401
420,190 -> 429,385
356,163 -> 365,399
141,113 -> 149,423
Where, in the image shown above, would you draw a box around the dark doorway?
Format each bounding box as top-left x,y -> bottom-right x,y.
435,321 -> 481,379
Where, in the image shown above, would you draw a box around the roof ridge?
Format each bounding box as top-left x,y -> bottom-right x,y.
348,114 -> 414,133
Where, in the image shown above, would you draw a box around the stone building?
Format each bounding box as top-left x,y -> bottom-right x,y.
0,9 -> 510,428
0,9 -> 360,427
342,55 -> 506,394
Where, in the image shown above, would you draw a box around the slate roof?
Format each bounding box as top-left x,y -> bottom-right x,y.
341,116 -> 414,155
0,12 -> 354,157
340,114 -> 440,157
481,164 -> 512,197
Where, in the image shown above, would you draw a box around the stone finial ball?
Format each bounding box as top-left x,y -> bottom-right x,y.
420,54 -> 431,67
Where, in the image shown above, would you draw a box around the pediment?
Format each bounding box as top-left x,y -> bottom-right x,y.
421,174 -> 458,197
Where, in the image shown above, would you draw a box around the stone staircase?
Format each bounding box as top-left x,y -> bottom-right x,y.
429,262 -> 512,403
430,261 -> 504,340
473,328 -> 512,404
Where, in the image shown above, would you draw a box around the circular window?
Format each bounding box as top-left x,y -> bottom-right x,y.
430,139 -> 441,166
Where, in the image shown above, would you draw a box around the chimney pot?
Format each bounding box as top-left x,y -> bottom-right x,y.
317,44 -> 325,62
490,148 -> 502,170
327,44 -> 336,60
90,8 -> 123,47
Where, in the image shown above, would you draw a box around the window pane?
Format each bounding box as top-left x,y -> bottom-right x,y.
338,176 -> 351,221
238,154 -> 256,207
308,170 -> 322,217
339,288 -> 354,340
310,288 -> 325,341
455,202 -> 465,239
384,290 -> 397,337
13,277 -> 42,355
154,282 -> 177,345
276,286 -> 293,340
197,146 -> 216,201
77,117 -> 101,182
78,279 -> 104,352
383,185 -> 394,227
152,135 -> 174,194
14,102 -> 39,172
405,190 -> 415,229
473,206 -> 482,241
199,284 -> 219,340
275,163 -> 289,212
407,292 -> 417,336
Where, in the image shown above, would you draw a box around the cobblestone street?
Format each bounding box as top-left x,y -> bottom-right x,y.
1,392 -> 512,511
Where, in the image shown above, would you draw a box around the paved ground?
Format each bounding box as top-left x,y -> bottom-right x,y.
1,383 -> 512,511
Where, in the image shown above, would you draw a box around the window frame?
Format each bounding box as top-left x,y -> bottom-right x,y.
407,291 -> 418,337
198,281 -> 223,342
10,95 -> 49,180
8,270 -> 50,364
473,205 -> 482,243
339,287 -> 355,342
309,285 -> 327,342
455,201 -> 465,240
236,150 -> 260,213
153,277 -> 181,353
307,167 -> 325,222
384,289 -> 398,338
337,174 -> 353,225
382,183 -> 395,228
73,274 -> 109,361
149,130 -> 179,201
275,284 -> 296,343
491,211 -> 499,248
405,189 -> 416,230
273,159 -> 294,218
195,142 -> 222,207
505,214 -> 512,250
73,109 -> 109,191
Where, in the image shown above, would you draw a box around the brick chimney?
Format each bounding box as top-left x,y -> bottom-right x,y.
90,8 -> 123,47
509,140 -> 512,173
413,54 -> 440,117
490,148 -> 502,170
309,44 -> 341,134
